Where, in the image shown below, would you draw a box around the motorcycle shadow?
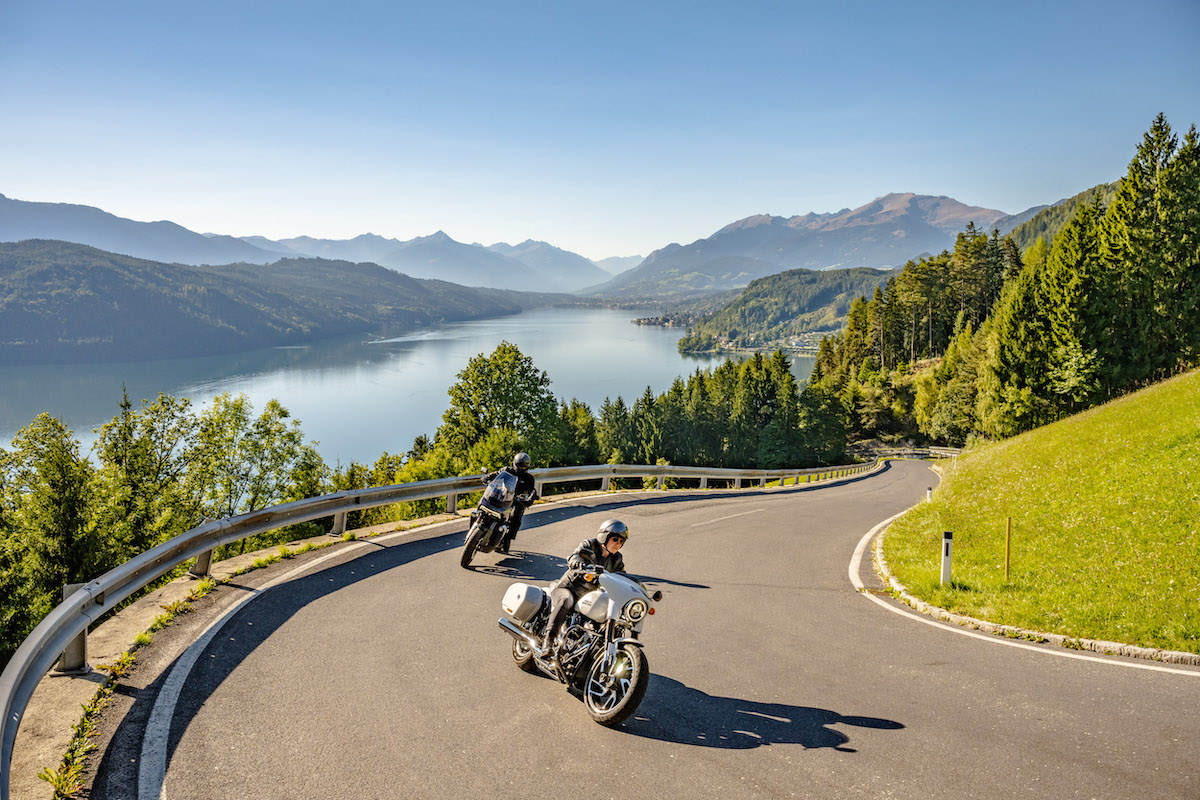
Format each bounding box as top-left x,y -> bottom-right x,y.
470,549 -> 567,582
622,675 -> 903,752
474,551 -> 710,592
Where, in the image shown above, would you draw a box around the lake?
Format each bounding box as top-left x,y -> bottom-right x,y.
0,307 -> 816,466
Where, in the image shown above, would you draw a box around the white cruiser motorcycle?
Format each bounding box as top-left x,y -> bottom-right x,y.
498,565 -> 662,726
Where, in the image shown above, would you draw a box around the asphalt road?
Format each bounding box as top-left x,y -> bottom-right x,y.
86,461 -> 1200,799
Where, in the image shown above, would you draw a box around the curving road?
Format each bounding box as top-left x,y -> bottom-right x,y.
85,461 -> 1199,799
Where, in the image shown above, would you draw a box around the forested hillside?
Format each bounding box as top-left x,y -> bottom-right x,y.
1004,181 -> 1120,253
808,114 -> 1199,446
0,241 -> 564,364
676,267 -> 896,353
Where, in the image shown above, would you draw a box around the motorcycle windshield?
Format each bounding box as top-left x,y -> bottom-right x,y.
482,471 -> 518,510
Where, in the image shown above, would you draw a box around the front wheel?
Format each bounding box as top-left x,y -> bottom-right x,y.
460,521 -> 487,569
584,644 -> 649,727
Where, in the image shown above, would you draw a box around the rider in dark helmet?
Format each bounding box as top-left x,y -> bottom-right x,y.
484,452 -> 537,554
540,519 -> 629,657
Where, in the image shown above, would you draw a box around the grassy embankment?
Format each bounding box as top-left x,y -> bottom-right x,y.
884,368 -> 1200,655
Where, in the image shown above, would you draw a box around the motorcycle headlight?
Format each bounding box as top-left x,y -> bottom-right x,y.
623,598 -> 648,622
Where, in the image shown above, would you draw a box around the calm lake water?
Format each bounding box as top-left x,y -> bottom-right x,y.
0,307 -> 816,466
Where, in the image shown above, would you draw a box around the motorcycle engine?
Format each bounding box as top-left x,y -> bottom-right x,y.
558,623 -> 596,670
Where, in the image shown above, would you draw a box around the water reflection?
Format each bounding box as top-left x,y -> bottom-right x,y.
0,308 -> 815,465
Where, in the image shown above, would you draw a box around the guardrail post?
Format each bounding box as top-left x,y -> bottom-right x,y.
940,531 -> 953,585
53,583 -> 89,675
329,511 -> 347,536
189,548 -> 214,578
601,476 -> 611,491
759,477 -> 767,488
700,477 -> 708,489
656,475 -> 665,490
447,492 -> 458,513
734,478 -> 742,489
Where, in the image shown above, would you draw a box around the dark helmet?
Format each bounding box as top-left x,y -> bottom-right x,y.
512,452 -> 532,471
598,518 -> 629,543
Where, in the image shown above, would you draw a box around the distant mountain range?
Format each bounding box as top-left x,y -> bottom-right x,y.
4,189 -> 1091,302
0,240 -> 566,364
0,194 -> 613,293
594,255 -> 643,275
589,193 -> 1008,298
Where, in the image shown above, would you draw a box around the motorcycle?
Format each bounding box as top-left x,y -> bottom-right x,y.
497,565 -> 662,726
460,470 -> 533,568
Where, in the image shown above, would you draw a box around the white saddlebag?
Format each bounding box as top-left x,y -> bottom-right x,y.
501,583 -> 545,622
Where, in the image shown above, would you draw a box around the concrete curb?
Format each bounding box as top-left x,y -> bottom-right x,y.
871,523 -> 1200,667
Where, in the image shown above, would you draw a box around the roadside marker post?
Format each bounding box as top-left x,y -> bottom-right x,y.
1005,517 -> 1012,581
940,531 -> 953,585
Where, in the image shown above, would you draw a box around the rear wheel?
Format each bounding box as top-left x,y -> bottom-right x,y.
584,644 -> 649,727
512,637 -> 539,673
460,521 -> 487,568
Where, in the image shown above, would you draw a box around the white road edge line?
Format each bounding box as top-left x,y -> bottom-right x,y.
138,518 -> 467,800
849,512 -> 1199,678
691,508 -> 764,527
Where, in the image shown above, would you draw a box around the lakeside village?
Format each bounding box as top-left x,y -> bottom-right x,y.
632,315 -> 825,355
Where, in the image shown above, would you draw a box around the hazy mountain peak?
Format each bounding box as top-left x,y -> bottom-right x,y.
590,192 -> 1007,298
716,214 -> 783,235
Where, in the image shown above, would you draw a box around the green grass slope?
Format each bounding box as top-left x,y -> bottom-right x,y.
884,368 -> 1200,654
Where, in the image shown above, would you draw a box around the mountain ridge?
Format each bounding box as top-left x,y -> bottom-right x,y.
0,194 -> 606,292
0,240 -> 567,365
590,193 -> 1007,298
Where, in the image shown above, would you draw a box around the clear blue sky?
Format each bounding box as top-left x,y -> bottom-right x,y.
2,0 -> 1197,260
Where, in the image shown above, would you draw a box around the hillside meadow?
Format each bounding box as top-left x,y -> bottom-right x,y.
883,368 -> 1200,654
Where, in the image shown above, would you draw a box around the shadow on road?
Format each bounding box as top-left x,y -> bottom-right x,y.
473,550 -> 709,591
623,675 -> 904,752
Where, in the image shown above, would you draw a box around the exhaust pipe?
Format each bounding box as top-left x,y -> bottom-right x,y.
497,617 -> 548,657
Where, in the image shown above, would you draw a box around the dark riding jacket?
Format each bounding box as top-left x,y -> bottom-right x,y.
484,466 -> 537,506
556,537 -> 625,595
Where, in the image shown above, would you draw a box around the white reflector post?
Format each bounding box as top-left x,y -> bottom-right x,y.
940,531 -> 953,585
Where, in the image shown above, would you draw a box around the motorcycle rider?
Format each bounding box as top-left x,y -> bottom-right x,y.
483,452 -> 538,554
540,519 -> 628,657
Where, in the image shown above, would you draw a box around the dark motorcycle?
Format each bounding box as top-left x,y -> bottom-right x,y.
460,470 -> 532,568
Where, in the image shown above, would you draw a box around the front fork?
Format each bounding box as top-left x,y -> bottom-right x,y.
598,620 -> 618,672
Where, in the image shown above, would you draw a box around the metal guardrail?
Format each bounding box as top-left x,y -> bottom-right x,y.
0,453 -> 939,799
